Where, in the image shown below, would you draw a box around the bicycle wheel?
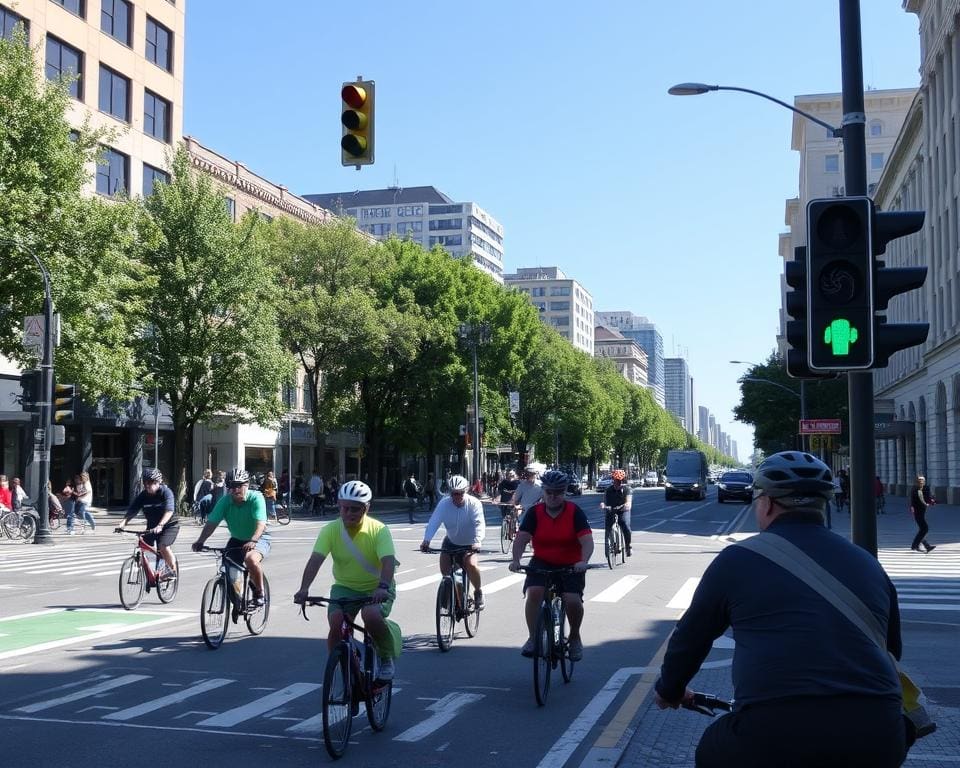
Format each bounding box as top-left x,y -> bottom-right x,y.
244,575 -> 270,635
200,576 -> 229,649
463,580 -> 480,638
1,511 -> 19,539
118,555 -> 145,610
604,528 -> 615,570
19,514 -> 36,541
365,654 -> 392,732
533,603 -> 552,706
275,505 -> 290,525
322,646 -> 352,759
157,556 -> 179,604
500,517 -> 510,554
435,578 -> 455,651
559,601 -> 575,682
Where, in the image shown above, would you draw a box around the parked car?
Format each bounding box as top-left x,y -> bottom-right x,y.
642,470 -> 659,487
717,471 -> 754,503
596,474 -> 614,492
566,476 -> 583,496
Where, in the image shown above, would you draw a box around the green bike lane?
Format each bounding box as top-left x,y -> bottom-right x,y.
0,608 -> 193,661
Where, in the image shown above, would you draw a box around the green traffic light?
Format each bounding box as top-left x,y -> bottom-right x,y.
823,318 -> 859,356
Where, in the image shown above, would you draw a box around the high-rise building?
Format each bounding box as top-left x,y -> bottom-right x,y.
698,406 -> 711,444
596,312 -> 665,407
594,325 -> 648,387
1,0 -> 186,199
303,186 -> 504,283
664,358 -> 693,432
504,267 -> 595,355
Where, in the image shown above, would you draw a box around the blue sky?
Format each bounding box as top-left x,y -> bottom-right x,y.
183,2 -> 921,458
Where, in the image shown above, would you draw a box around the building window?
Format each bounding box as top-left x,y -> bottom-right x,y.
429,217 -> 462,231
550,301 -> 570,311
45,36 -> 83,100
825,154 -> 839,173
224,197 -> 235,221
98,64 -> 130,122
51,0 -> 85,17
550,286 -> 571,296
142,163 -> 169,197
100,0 -> 131,45
145,16 -> 172,72
396,221 -> 422,234
870,152 -> 884,170
143,89 -> 171,142
96,145 -> 128,196
869,120 -> 883,137
530,287 -> 546,297
1,6 -> 29,40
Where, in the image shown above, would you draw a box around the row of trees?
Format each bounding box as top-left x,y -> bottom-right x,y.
0,32 -> 735,499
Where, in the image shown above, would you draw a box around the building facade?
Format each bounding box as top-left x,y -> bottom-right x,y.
303,186 -> 505,284
664,357 -> 694,432
595,312 -> 665,407
594,325 -> 649,387
505,267 -> 595,355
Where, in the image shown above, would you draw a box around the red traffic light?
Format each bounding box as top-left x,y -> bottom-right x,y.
341,84 -> 367,110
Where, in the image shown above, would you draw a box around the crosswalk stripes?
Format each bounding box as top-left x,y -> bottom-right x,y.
880,547 -> 960,612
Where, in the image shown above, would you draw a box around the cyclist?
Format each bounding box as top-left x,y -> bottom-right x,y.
117,468 -> 180,576
510,463 -> 544,520
509,469 -> 593,661
420,474 -> 486,609
601,468 -> 633,557
654,451 -> 909,767
191,467 -> 270,607
293,480 -> 400,681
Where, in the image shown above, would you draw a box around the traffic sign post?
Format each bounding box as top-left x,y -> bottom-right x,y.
799,419 -> 842,435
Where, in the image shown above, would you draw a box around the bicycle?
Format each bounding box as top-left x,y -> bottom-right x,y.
601,504 -> 626,569
299,595 -> 392,759
423,546 -> 481,651
518,563 -> 603,706
0,506 -> 37,541
198,546 -> 270,649
115,528 -> 179,610
682,691 -> 733,716
271,501 -> 290,526
498,503 -> 521,554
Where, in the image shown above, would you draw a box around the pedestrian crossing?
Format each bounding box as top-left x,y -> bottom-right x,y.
879,547 -> 960,612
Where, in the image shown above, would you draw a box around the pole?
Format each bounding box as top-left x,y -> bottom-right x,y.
154,383 -> 160,470
838,0 -> 876,555
800,379 -> 808,451
288,416 -> 293,505
472,341 -> 481,489
33,283 -> 54,544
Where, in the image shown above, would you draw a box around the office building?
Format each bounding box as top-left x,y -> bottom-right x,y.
505,267 -> 595,355
595,312 -> 665,407
594,325 -> 648,387
303,186 -> 505,283
664,357 -> 694,433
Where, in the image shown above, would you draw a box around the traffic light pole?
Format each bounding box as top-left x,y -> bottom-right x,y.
839,0 -> 877,556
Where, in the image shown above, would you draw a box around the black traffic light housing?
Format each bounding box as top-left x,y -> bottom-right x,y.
871,210 -> 928,367
806,197 -> 875,371
341,79 -> 375,168
19,369 -> 41,410
54,383 -> 77,422
785,248 -> 837,379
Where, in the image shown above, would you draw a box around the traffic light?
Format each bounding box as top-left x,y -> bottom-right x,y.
872,210 -> 928,367
53,383 -> 77,422
785,247 -> 811,378
806,197 -> 874,370
19,369 -> 40,410
341,79 -> 375,167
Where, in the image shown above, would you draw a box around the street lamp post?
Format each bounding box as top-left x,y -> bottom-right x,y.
458,321 -> 491,489
731,361 -> 808,450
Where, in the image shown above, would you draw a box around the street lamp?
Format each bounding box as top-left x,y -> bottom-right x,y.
730,360 -> 808,449
668,83 -> 843,137
458,321 -> 491,488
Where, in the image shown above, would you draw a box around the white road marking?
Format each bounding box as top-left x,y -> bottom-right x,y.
103,678 -> 235,721
393,691 -> 484,742
666,577 -> 700,610
197,683 -> 321,727
395,573 -> 441,592
15,674 -> 150,713
590,575 -> 647,603
480,574 -> 525,594
286,687 -> 403,734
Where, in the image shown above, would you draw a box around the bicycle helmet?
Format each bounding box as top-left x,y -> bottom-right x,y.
752,451 -> 834,504
611,469 -> 627,482
540,469 -> 568,491
447,475 -> 470,492
524,462 -> 544,476
338,480 -> 372,504
226,467 -> 249,487
142,468 -> 162,483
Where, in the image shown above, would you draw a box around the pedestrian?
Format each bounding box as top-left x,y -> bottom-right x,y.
262,470 -> 278,521
308,469 -> 324,516
0,475 -> 12,511
278,469 -> 290,502
403,473 -> 420,523
64,471 -> 95,534
46,480 -> 63,526
874,475 -> 886,514
193,469 -> 214,504
10,477 -> 27,511
909,475 -> 936,553
211,470 -> 226,503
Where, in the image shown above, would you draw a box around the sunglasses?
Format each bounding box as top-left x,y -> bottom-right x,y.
227,482 -> 247,490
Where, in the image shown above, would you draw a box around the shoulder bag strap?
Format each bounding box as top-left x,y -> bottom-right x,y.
339,523 -> 381,578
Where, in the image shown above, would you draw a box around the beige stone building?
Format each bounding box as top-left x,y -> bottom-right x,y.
594,325 -> 649,389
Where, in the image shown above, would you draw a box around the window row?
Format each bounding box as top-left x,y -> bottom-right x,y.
825,152 -> 885,173
96,145 -> 169,197
45,37 -> 172,141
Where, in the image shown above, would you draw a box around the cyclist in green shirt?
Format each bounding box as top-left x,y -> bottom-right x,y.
293,480 -> 399,681
192,467 -> 270,606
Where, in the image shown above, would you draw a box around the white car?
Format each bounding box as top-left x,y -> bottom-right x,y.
643,471 -> 659,487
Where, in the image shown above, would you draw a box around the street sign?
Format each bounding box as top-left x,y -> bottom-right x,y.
509,391 -> 520,414
799,419 -> 842,435
22,313 -> 60,349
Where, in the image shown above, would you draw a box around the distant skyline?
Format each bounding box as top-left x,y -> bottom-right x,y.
183,2 -> 922,454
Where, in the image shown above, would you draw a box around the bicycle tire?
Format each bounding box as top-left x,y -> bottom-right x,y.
118,555 -> 145,610
1,511 -> 20,539
463,576 -> 480,638
500,517 -> 510,554
244,575 -> 270,635
604,528 -> 614,569
157,556 -> 179,604
200,576 -> 229,649
435,577 -> 455,651
558,601 -> 574,682
19,514 -> 36,541
275,505 -> 290,525
322,646 -> 352,759
365,648 -> 392,731
533,603 -> 552,706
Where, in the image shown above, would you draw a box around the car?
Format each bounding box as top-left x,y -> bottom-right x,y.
565,475 -> 583,495
717,471 -> 754,503
596,474 -> 614,492
642,470 -> 659,487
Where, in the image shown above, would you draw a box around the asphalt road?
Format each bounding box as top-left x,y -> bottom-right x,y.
0,487 -> 746,768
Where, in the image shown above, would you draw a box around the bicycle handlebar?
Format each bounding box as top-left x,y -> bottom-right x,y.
516,563 -> 605,575
681,692 -> 733,717
419,545 -> 485,554
297,594 -> 377,621
114,527 -> 149,535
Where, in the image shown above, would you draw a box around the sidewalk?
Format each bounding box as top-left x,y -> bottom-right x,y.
606,495 -> 960,768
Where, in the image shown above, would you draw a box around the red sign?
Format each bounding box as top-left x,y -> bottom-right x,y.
799,419 -> 842,435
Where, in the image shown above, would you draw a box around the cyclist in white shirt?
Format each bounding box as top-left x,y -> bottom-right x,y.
511,464 -> 544,516
420,475 -> 487,609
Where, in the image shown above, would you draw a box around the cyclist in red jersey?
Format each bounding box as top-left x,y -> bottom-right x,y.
509,469 -> 593,661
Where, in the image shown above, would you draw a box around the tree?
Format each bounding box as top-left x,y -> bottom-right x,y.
134,149 -> 292,500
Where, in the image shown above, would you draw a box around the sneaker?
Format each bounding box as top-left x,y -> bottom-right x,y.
568,638 -> 584,662
67,529 -> 75,536
252,593 -> 266,608
925,544 -> 936,553
911,546 -> 922,552
521,638 -> 535,657
378,658 -> 395,681
474,590 -> 485,610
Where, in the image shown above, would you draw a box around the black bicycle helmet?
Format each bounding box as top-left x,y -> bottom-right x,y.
540,469 -> 568,491
752,451 -> 834,502
143,467 -> 162,483
226,467 -> 250,486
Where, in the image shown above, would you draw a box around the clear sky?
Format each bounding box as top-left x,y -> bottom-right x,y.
183,2 -> 922,459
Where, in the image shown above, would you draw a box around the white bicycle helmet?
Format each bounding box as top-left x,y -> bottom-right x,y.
226,467 -> 249,486
143,467 -> 163,483
447,475 -> 470,492
338,480 -> 372,504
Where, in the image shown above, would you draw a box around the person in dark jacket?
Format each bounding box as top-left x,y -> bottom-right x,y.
909,475 -> 936,553
654,451 -> 909,768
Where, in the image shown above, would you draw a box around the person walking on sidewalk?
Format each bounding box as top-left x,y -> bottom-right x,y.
403,473 -> 421,523
910,475 -> 936,553
64,472 -> 95,534
654,451 -> 910,768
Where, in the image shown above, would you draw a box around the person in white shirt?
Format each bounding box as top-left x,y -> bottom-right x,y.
511,464 -> 544,516
308,470 -> 324,516
420,475 -> 487,609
